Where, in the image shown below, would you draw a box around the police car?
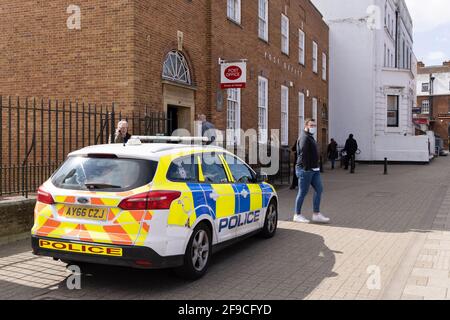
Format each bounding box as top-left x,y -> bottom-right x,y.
31,136 -> 278,279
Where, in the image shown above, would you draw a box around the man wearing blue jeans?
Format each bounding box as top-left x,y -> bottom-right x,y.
293,119 -> 330,224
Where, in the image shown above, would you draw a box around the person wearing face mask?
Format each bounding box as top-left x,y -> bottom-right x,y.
293,119 -> 330,224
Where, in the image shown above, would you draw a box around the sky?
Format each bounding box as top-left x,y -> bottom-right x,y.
405,0 -> 450,66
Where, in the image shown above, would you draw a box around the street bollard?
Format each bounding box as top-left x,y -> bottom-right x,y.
384,158 -> 388,175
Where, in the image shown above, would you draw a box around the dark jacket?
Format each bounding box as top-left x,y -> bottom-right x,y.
202,121 -> 216,144
114,132 -> 131,144
296,131 -> 319,171
327,141 -> 338,160
344,138 -> 358,155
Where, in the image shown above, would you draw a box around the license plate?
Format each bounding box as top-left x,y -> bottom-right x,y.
39,239 -> 122,257
63,206 -> 107,221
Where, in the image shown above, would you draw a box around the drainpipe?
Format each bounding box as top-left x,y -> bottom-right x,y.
395,11 -> 399,69
430,74 -> 435,127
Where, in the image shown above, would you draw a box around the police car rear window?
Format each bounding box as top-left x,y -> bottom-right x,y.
51,156 -> 158,192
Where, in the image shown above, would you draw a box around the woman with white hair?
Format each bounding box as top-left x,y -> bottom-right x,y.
114,120 -> 132,144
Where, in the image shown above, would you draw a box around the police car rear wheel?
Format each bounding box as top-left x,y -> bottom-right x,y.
192,229 -> 209,271
175,223 -> 212,280
261,201 -> 278,238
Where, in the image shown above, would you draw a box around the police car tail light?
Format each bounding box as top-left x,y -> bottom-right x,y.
118,191 -> 181,211
37,187 -> 55,205
147,191 -> 181,210
118,193 -> 148,211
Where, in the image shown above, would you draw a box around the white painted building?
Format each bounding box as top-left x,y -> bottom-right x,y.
417,64 -> 450,98
311,0 -> 430,162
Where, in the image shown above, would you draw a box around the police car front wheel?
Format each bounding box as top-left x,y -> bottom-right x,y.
174,222 -> 212,280
260,201 -> 278,238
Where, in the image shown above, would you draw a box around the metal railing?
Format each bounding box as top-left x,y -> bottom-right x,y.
0,96 -> 168,198
1,95 -> 294,198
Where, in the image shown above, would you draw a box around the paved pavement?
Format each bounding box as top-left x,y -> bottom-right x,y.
1,157 -> 450,300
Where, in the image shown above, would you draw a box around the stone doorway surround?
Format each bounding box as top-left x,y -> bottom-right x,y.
162,81 -> 196,135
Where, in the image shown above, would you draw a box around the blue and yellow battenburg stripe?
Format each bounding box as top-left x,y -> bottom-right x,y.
183,182 -> 274,219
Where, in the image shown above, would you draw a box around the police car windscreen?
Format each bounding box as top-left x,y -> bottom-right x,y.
51,157 -> 158,191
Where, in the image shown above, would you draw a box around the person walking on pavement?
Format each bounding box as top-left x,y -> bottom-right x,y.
327,139 -> 339,170
198,114 -> 216,145
293,119 -> 330,224
343,134 -> 358,170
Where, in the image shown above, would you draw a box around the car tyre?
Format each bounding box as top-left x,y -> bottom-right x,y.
260,200 -> 278,239
174,222 -> 212,280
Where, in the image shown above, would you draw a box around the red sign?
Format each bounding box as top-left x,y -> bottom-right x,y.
224,66 -> 242,80
221,83 -> 246,89
413,118 -> 429,125
220,61 -> 247,89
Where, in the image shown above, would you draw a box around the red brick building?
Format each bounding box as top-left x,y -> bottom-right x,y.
417,61 -> 450,149
0,0 -> 329,150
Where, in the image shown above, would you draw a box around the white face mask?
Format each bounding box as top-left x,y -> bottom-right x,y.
308,127 -> 317,135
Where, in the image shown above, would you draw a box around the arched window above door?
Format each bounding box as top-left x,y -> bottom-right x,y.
162,50 -> 192,85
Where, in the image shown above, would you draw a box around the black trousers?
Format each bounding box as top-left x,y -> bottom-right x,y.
344,154 -> 355,169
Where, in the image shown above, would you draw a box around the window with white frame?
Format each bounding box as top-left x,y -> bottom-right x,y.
322,52 -> 327,80
312,97 -> 318,140
298,92 -> 305,138
227,0 -> 241,24
258,76 -> 269,144
421,100 -> 430,114
312,41 -> 318,73
281,86 -> 289,146
227,88 -> 241,145
299,29 -> 305,65
387,95 -> 399,127
162,50 -> 192,85
422,83 -> 429,92
281,14 -> 289,55
258,0 -> 268,41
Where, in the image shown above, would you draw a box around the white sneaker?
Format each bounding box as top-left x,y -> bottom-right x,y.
293,214 -> 310,223
312,213 -> 331,224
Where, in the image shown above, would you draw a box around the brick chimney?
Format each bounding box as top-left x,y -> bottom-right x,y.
417,61 -> 425,68
443,61 -> 450,67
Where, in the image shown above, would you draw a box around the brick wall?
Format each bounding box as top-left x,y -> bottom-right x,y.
133,0 -> 210,116
0,0 -> 329,155
0,1 -> 135,112
432,95 -> 450,149
210,0 -> 329,150
417,95 -> 450,149
0,198 -> 35,238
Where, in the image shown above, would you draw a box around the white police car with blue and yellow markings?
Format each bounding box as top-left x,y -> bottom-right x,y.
31,137 -> 278,279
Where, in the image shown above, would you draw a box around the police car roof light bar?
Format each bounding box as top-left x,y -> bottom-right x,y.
129,136 -> 209,145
